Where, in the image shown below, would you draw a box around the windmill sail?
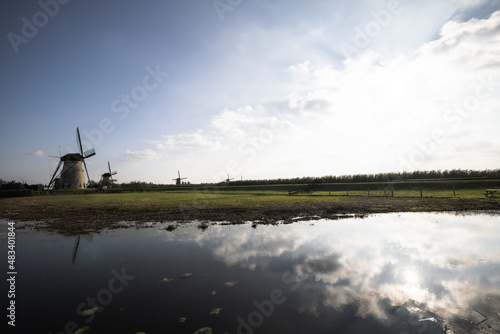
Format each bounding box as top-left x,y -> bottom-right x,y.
48,160 -> 63,188
84,148 -> 96,158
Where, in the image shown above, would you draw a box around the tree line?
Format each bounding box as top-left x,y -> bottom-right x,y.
1,168 -> 499,191
220,168 -> 500,186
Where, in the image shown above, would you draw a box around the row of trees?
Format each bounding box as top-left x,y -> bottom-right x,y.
1,168 -> 499,191
219,168 -> 500,186
0,179 -> 44,191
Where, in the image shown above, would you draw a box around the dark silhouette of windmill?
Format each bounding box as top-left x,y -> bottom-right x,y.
225,173 -> 234,183
173,171 -> 187,185
48,128 -> 96,189
100,162 -> 117,188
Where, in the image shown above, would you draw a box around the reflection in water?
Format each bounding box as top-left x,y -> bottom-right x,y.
4,212 -> 500,333
72,234 -> 80,265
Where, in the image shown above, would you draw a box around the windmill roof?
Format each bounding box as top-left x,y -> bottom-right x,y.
61,153 -> 84,161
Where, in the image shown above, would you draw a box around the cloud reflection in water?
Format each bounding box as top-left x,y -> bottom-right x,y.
160,212 -> 500,333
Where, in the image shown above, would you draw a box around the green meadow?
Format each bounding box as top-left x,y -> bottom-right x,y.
167,179 -> 500,198
1,179 -> 499,233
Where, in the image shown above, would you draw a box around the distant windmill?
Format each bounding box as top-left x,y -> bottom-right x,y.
225,173 -> 234,183
100,162 -> 117,188
173,171 -> 187,185
48,127 -> 96,189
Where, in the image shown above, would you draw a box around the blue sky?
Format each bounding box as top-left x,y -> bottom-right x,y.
1,0 -> 499,185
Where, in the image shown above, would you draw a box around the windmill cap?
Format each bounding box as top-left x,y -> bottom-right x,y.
61,153 -> 84,161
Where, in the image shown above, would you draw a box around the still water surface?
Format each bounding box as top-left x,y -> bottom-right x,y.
2,212 -> 500,334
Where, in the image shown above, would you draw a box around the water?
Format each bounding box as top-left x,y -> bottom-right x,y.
2,212 -> 500,334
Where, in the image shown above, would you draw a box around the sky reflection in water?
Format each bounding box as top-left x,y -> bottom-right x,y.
4,212 -> 500,333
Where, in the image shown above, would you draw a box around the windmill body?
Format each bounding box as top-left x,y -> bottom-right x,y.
57,153 -> 87,189
48,128 -> 95,189
101,173 -> 113,187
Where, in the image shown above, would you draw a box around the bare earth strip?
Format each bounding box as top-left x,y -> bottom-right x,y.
1,193 -> 499,233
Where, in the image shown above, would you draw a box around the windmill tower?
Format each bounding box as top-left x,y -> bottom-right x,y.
173,171 -> 187,185
225,173 -> 234,183
100,162 -> 117,188
48,128 -> 96,189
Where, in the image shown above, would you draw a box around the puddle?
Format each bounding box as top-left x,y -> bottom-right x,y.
2,212 -> 500,333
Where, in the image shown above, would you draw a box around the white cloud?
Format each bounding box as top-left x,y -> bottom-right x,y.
274,11 -> 500,174
458,0 -> 492,10
152,130 -> 222,153
125,149 -> 160,162
210,105 -> 293,141
134,11 -> 500,181
31,150 -> 44,156
420,11 -> 500,71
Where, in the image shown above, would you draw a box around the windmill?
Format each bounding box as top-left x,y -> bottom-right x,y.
225,173 -> 234,183
100,162 -> 117,188
173,171 -> 187,185
48,127 -> 96,189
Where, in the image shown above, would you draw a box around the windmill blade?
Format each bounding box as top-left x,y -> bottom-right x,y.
83,148 -> 95,158
178,171 -> 181,178
48,160 -> 63,187
108,162 -> 112,174
83,159 -> 90,184
76,127 -> 84,156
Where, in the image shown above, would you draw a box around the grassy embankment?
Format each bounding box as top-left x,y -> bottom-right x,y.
1,180 -> 499,233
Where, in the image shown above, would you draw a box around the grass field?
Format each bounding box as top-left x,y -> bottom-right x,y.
1,180 -> 499,233
138,179 -> 500,198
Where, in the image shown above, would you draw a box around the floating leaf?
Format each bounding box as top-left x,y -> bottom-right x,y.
210,290 -> 217,296
224,281 -> 238,288
81,307 -> 98,316
179,317 -> 187,323
210,308 -> 222,315
194,327 -> 212,334
74,326 -> 90,334
182,273 -> 192,278
159,277 -> 174,283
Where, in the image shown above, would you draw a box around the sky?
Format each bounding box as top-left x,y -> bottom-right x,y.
1,0 -> 499,185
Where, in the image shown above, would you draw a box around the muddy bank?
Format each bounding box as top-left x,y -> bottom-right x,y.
1,195 -> 499,233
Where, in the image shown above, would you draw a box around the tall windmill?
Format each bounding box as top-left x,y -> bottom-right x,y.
173,171 -> 187,185
225,173 -> 234,183
48,127 -> 96,189
100,162 -> 117,188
